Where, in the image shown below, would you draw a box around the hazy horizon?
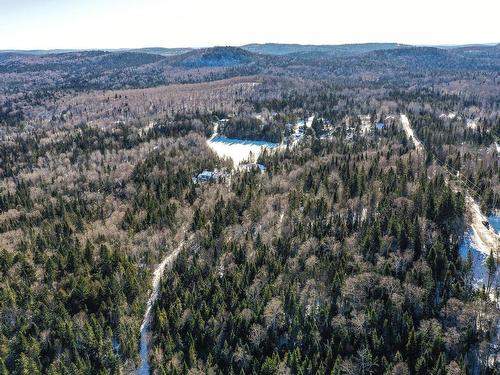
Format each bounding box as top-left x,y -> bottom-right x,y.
1,42 -> 498,53
1,0 -> 499,50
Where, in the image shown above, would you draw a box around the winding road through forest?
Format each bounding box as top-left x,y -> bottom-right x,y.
137,235 -> 190,375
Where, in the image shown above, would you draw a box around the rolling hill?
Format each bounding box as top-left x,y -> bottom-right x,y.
241,42 -> 407,56
167,46 -> 259,68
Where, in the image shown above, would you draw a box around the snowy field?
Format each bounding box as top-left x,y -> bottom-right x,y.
207,136 -> 279,167
207,116 -> 313,165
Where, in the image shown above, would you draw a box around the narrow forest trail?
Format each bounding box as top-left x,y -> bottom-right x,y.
137,235 -> 189,375
399,114 -> 499,258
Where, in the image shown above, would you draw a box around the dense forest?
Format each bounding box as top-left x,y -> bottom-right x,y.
0,45 -> 498,375
149,112 -> 496,374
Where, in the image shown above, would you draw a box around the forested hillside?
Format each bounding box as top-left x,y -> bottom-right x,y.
151,125 -> 476,374
0,44 -> 498,375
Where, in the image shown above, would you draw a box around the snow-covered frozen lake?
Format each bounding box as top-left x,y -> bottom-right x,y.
207,136 -> 279,167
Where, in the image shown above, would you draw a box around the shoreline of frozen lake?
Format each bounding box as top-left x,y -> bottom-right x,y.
207,136 -> 279,167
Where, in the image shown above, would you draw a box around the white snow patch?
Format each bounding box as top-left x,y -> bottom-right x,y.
466,119 -> 478,130
467,196 -> 500,257
305,115 -> 315,128
400,114 -> 423,151
439,112 -> 456,120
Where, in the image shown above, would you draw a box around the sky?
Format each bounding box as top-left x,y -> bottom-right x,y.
1,0 -> 499,50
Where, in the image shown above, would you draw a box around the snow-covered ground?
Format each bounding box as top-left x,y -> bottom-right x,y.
138,237 -> 188,375
466,119 -> 478,130
209,122 -> 219,140
207,136 -> 279,167
459,215 -> 499,289
467,196 -> 500,257
359,115 -> 371,134
400,114 -> 423,151
305,115 -> 315,128
208,116 -> 315,165
460,214 -> 500,367
207,121 -> 279,168
439,112 -> 457,120
289,116 -> 315,146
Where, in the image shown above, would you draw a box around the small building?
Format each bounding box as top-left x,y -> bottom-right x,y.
375,122 -> 385,130
192,169 -> 225,183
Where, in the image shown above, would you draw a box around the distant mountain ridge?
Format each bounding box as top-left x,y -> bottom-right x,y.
0,43 -> 498,92
0,43 -> 408,59
0,50 -> 165,73
126,47 -> 194,56
0,47 -> 194,56
166,46 -> 259,68
240,42 -> 408,56
2,42 -> 498,57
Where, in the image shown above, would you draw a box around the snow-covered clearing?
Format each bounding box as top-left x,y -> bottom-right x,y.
208,116 -> 314,166
207,137 -> 279,167
467,196 -> 500,258
400,114 -> 423,151
461,215 -> 500,287
207,121 -> 281,168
